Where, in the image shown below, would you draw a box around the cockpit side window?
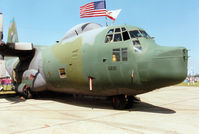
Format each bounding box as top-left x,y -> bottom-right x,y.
108,29 -> 114,34
105,29 -> 114,43
105,34 -> 113,43
129,30 -> 142,38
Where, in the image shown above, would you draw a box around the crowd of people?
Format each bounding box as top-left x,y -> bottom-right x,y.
0,77 -> 12,91
185,76 -> 199,85
0,77 -> 12,85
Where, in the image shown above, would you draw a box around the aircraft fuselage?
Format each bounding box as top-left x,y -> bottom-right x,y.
16,24 -> 187,97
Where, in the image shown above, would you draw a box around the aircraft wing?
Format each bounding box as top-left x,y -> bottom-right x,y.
0,13 -> 34,58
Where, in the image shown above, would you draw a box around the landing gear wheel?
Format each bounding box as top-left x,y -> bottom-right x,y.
23,86 -> 32,99
125,96 -> 134,109
112,95 -> 128,110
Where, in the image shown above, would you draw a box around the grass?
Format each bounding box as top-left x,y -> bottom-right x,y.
176,82 -> 199,87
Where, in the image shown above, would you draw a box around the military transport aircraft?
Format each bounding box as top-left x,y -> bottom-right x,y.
0,13 -> 188,109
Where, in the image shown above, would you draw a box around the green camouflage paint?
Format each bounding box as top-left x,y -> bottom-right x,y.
1,21 -> 188,97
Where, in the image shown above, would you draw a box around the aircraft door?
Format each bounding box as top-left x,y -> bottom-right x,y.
99,47 -> 123,87
106,47 -> 128,87
103,27 -> 133,88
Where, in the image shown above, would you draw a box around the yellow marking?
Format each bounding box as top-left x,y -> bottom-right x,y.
0,91 -> 16,94
112,55 -> 116,62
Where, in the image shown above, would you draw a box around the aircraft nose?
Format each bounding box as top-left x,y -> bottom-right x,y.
139,47 -> 188,88
152,47 -> 188,84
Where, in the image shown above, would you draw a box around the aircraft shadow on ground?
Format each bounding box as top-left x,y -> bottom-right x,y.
34,91 -> 176,114
132,101 -> 176,114
1,92 -> 175,114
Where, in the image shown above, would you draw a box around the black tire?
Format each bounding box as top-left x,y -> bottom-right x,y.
125,96 -> 134,109
112,95 -> 128,110
23,87 -> 32,99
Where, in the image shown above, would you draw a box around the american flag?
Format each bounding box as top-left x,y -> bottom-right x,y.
80,1 -> 107,18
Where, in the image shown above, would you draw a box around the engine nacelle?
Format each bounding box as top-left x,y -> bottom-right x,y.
14,42 -> 33,50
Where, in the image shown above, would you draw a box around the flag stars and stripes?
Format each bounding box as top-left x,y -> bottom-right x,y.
80,1 -> 121,21
80,1 -> 107,18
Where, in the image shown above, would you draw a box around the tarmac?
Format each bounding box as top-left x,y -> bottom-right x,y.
0,86 -> 198,134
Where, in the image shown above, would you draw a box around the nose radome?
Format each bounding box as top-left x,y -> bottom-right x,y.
153,47 -> 188,83
139,47 -> 188,87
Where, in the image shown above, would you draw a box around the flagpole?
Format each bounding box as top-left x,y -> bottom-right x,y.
104,0 -> 108,26
106,16 -> 108,26
112,20 -> 115,25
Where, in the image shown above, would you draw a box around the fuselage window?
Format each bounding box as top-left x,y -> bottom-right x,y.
114,33 -> 122,42
112,48 -> 120,62
58,68 -> 67,78
129,30 -> 142,38
122,48 -> 128,61
112,48 -> 128,62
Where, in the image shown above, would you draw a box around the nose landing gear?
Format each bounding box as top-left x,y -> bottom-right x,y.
23,85 -> 32,99
112,95 -> 135,110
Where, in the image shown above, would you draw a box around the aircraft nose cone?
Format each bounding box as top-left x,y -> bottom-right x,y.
139,47 -> 188,88
158,47 -> 187,77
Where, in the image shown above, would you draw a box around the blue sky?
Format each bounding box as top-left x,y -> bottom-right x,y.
0,0 -> 199,74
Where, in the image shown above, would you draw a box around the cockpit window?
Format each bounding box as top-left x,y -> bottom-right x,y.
105,27 -> 130,43
129,30 -> 142,38
108,29 -> 114,34
121,27 -> 126,31
122,31 -> 130,41
140,30 -> 150,38
115,28 -> 121,33
114,33 -> 122,42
